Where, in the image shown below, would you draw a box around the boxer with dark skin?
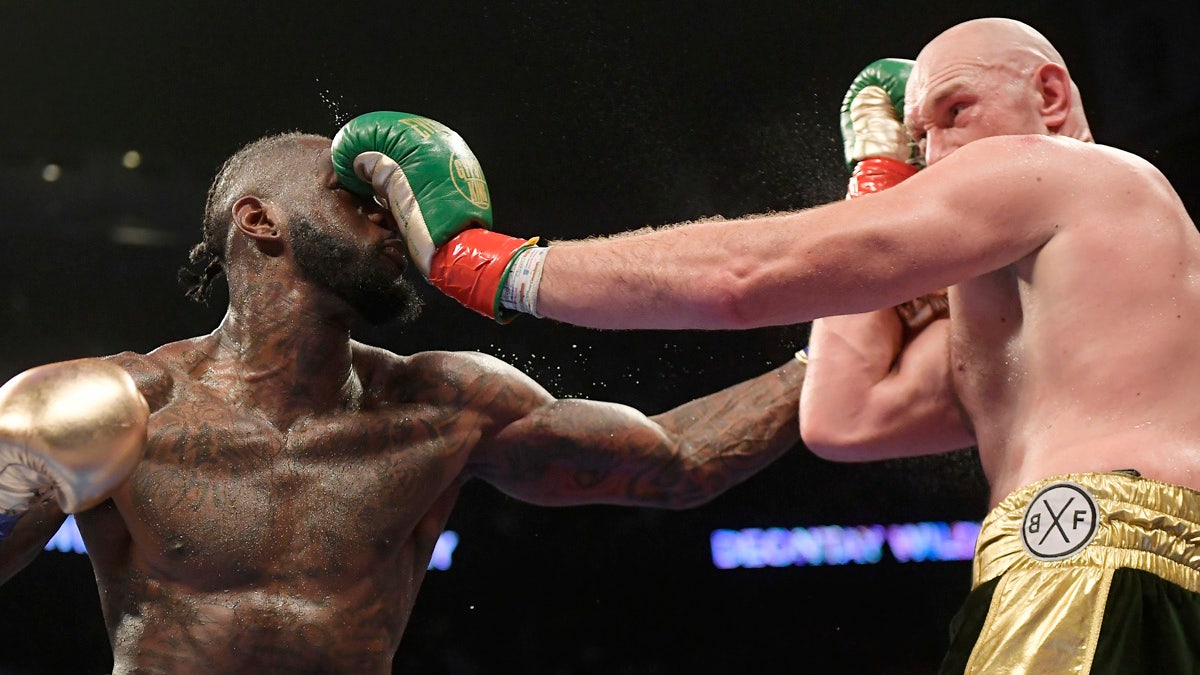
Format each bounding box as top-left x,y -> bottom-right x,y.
0,133 -> 804,673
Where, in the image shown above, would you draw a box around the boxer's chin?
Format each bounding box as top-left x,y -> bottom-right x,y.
289,215 -> 423,326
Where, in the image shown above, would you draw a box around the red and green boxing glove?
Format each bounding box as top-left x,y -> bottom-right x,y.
841,59 -> 947,330
840,58 -> 920,198
331,111 -> 544,322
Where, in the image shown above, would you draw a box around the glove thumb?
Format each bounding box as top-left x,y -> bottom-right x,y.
351,150 -> 438,276
352,151 -> 400,208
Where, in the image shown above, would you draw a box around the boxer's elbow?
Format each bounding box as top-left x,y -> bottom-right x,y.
658,451 -> 738,510
800,414 -> 881,463
800,414 -> 846,461
802,412 -> 959,462
799,378 -> 897,462
800,393 -> 850,460
701,267 -> 787,330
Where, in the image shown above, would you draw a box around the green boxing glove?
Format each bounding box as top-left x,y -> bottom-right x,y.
839,58 -> 919,198
331,111 -> 538,322
839,61 -> 948,328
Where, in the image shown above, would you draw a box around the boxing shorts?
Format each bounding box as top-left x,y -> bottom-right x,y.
939,471 -> 1200,674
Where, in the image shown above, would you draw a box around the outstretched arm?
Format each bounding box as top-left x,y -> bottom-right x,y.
466,356 -> 805,509
531,135 -> 1072,330
333,112 -> 1070,329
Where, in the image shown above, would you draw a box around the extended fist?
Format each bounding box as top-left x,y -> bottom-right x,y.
331,111 -> 492,278
331,112 -> 537,322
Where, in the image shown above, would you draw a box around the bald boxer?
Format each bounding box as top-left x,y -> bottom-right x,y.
346,17 -> 1200,674
0,130 -> 804,672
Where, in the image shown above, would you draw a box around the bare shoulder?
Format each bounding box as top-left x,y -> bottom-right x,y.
910,136 -> 1175,229
942,136 -> 1162,188
1004,138 -> 1186,220
353,342 -> 553,418
104,336 -> 217,412
1086,142 -> 1183,202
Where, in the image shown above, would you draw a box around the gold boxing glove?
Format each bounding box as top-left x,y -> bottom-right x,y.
0,359 -> 148,517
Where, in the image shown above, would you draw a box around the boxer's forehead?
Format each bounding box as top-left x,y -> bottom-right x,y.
904,56 -> 981,131
909,26 -> 982,91
297,137 -> 334,175
909,16 -> 1055,102
905,24 -> 1021,130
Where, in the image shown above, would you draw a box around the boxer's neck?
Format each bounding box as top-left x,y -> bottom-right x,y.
213,278 -> 360,420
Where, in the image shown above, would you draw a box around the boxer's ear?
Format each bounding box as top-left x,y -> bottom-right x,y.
232,196 -> 285,255
1034,62 -> 1071,132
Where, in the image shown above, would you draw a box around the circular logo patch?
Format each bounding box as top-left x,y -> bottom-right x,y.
1020,482 -> 1099,561
448,154 -> 491,210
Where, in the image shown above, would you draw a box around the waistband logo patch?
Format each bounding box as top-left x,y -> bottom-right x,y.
1020,482 -> 1099,561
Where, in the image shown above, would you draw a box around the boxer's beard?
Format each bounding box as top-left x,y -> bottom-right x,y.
289,216 -> 423,326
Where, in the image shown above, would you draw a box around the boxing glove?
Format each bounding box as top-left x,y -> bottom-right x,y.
840,60 -> 947,330
840,58 -> 919,198
331,111 -> 537,322
0,359 -> 148,535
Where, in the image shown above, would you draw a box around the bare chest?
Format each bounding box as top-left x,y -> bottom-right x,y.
121,394 -> 473,585
948,270 -> 1025,394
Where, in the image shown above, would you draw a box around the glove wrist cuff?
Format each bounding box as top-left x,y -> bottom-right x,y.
499,247 -> 548,318
428,229 -> 538,322
847,157 -> 919,198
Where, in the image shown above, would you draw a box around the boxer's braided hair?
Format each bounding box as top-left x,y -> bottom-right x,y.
179,131 -> 321,303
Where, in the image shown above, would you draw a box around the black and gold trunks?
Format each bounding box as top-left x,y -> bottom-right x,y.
939,471 -> 1200,674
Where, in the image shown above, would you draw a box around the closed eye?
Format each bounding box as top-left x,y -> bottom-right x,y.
907,126 -> 926,155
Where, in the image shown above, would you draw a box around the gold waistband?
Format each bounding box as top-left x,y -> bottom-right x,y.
973,472 -> 1200,591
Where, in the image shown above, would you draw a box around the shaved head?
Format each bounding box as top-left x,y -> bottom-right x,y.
906,17 -> 1092,159
922,17 -> 1068,68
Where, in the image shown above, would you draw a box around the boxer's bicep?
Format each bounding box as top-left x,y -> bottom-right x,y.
874,136 -> 1069,281
802,310 -> 906,451
476,357 -> 803,508
470,397 -> 691,507
803,317 -> 973,460
776,137 -> 1068,320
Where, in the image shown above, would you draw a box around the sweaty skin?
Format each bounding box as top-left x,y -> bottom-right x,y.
0,138 -> 803,673
531,19 -> 1200,505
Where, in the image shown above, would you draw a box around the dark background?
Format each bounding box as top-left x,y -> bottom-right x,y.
0,1 -> 1197,673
